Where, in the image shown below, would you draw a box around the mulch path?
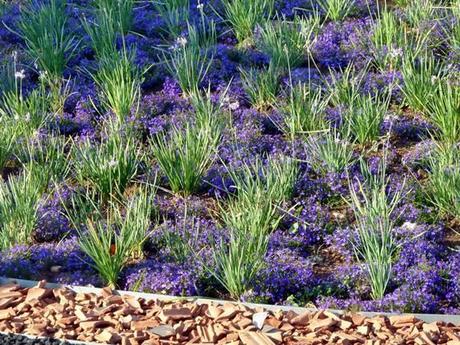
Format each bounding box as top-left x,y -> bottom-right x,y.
0,281 -> 459,344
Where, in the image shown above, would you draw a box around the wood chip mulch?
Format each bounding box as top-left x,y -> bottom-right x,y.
0,281 -> 459,344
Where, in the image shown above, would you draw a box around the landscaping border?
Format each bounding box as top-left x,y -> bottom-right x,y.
2,276 -> 459,326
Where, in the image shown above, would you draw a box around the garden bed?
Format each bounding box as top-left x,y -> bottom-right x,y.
2,278 -> 460,344
1,0 -> 460,320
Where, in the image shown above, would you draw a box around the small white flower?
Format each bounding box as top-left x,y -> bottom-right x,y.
229,101 -> 240,111
14,70 -> 25,80
24,112 -> 30,122
197,2 -> 204,10
389,47 -> 403,59
402,222 -> 417,231
176,36 -> 187,47
107,159 -> 118,168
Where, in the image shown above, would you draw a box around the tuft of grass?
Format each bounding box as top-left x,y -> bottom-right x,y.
0,82 -> 50,137
93,0 -> 134,34
153,0 -> 190,39
317,0 -> 354,21
17,135 -> 71,188
426,143 -> 460,219
73,129 -> 140,199
149,122 -> 220,196
74,188 -> 155,288
256,15 -> 318,70
210,228 -> 269,300
90,49 -> 143,123
163,25 -> 216,96
189,85 -> 228,132
15,0 -> 77,82
401,53 -> 444,113
0,170 -> 43,250
405,0 -> 435,27
239,63 -> 280,110
220,0 -> 274,46
221,155 -> 298,235
327,65 -> 367,107
424,77 -> 460,144
277,82 -> 330,141
348,153 -> 404,300
206,155 -> 297,299
342,92 -> 390,145
305,127 -> 355,175
82,6 -> 118,59
0,118 -> 18,172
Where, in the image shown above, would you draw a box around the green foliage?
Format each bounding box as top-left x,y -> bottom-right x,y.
208,155 -> 297,299
16,0 -> 77,81
82,7 -> 118,59
305,128 -> 355,175
426,143 -> 460,219
424,77 -> 460,144
73,129 -> 140,199
92,0 -> 134,34
149,122 -> 220,195
405,0 -> 435,27
317,0 -> 353,21
277,82 -> 330,141
239,63 -> 280,110
0,170 -> 43,250
75,188 -> 155,288
342,93 -> 390,145
256,15 -> 319,69
163,32 -> 214,97
90,49 -> 142,123
153,0 -> 190,38
17,135 -> 70,187
401,53 -> 443,113
221,155 -> 298,236
348,153 -> 404,300
0,118 -> 18,172
221,0 -> 274,46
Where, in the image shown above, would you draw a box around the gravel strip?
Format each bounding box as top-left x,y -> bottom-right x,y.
0,332 -> 70,345
1,280 -> 460,344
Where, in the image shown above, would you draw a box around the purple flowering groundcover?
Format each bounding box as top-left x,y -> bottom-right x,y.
0,0 -> 460,315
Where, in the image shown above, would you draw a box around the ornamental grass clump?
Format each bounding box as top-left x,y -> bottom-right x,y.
15,0 -> 77,83
75,188 -> 155,288
93,0 -> 134,34
0,170 -> 43,250
277,81 -> 330,141
426,143 -> 460,219
317,0 -> 353,21
90,48 -> 142,123
401,53 -> 444,113
17,135 -> 71,188
342,92 -> 390,145
405,0 -> 435,27
210,155 -> 298,299
256,15 -> 317,70
81,6 -> 118,59
153,0 -> 190,38
348,153 -> 404,300
239,63 -> 280,110
305,127 -> 355,175
424,77 -> 460,144
163,25 -> 216,97
220,0 -> 274,46
0,118 -> 18,172
149,122 -> 220,196
73,128 -> 140,199
0,62 -> 51,136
